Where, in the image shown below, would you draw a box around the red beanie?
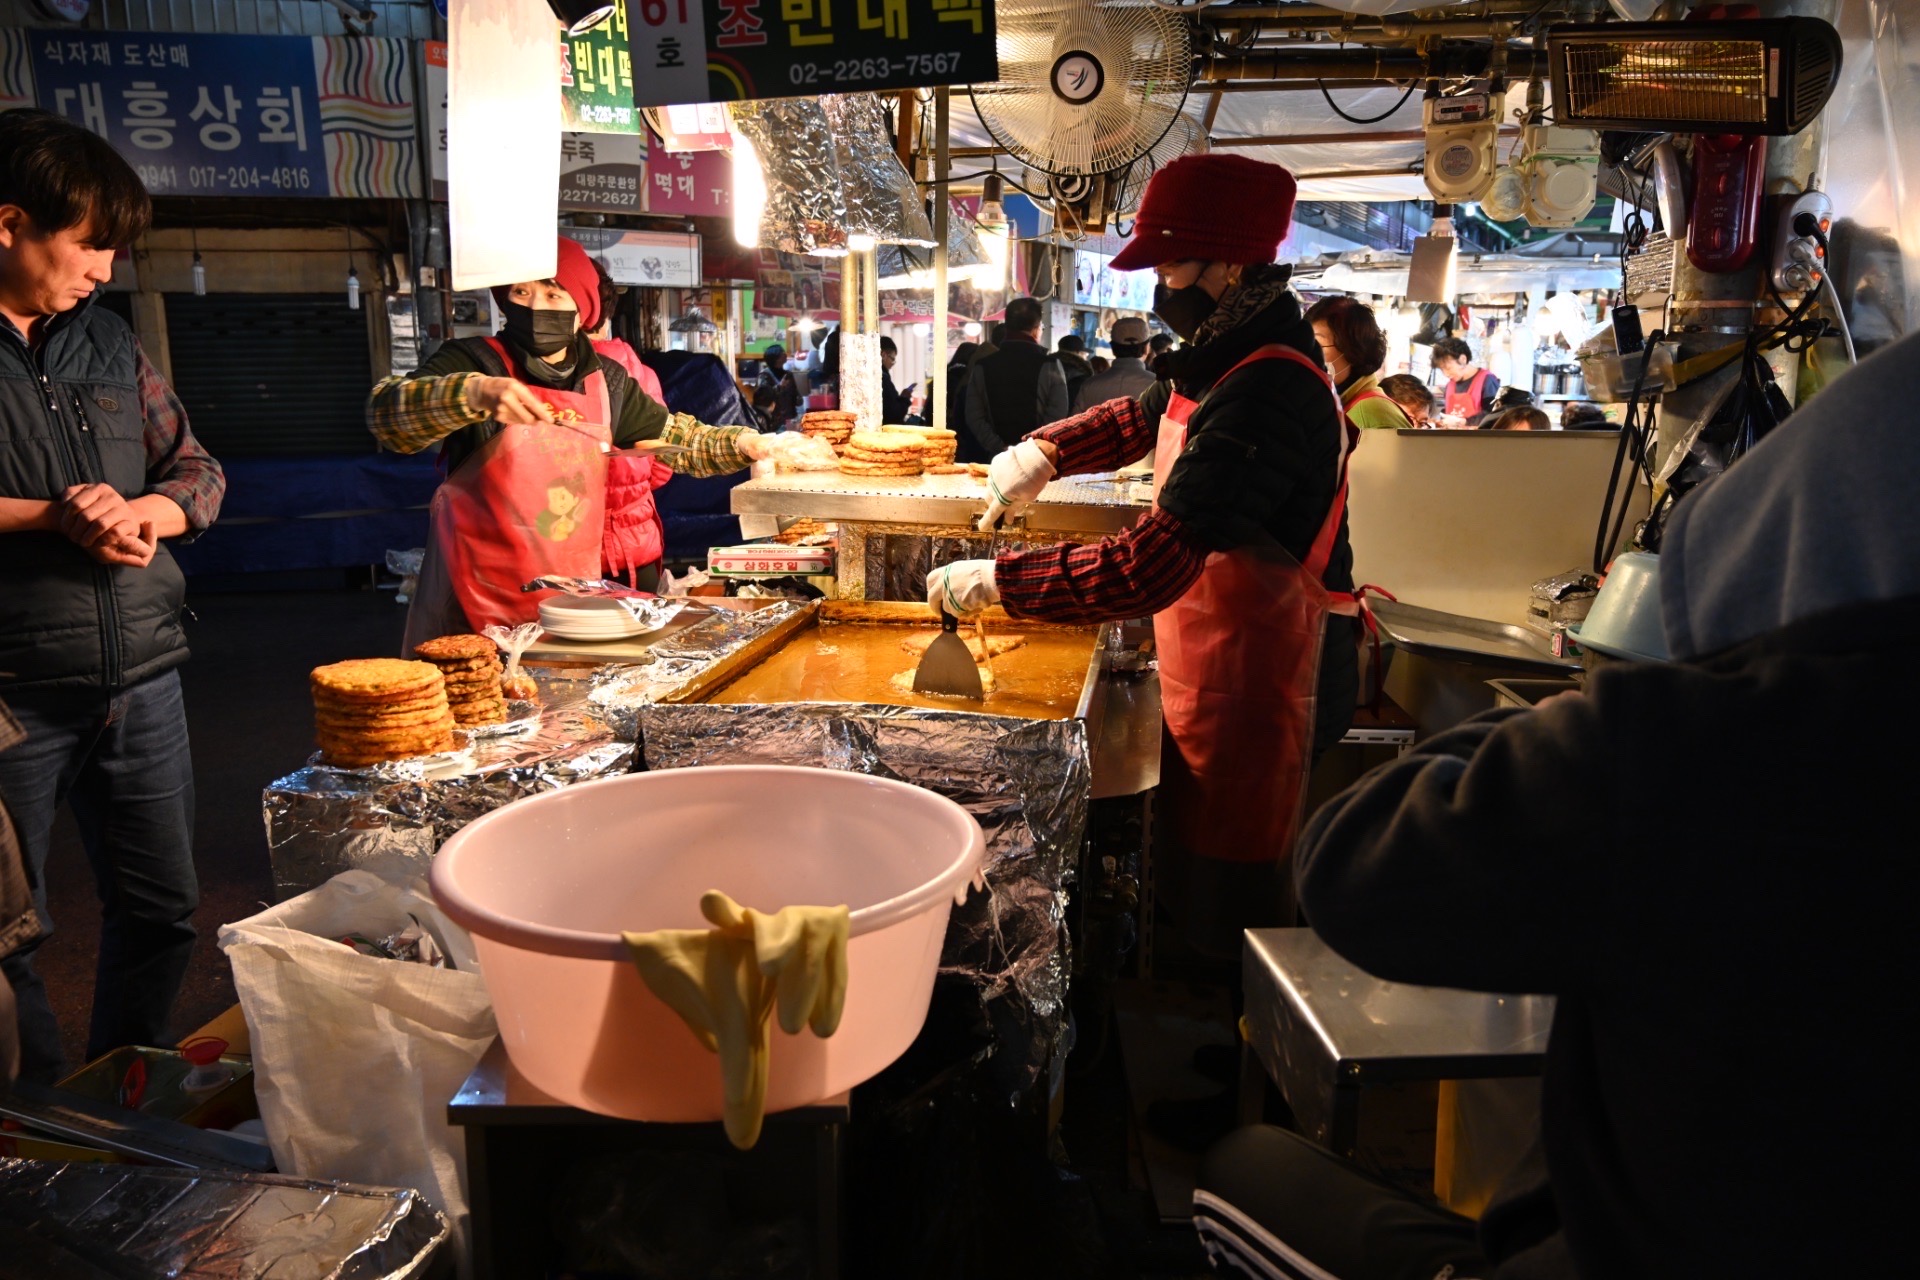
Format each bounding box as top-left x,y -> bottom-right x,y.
1109,154 -> 1297,273
491,237 -> 602,331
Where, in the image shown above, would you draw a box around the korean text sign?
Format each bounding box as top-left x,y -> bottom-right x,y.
622,0 -> 999,107
8,29 -> 420,199
561,0 -> 641,134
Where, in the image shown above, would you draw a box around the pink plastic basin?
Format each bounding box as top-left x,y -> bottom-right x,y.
430,765 -> 985,1122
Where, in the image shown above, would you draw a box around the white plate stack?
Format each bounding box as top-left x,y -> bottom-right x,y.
536,594 -> 646,641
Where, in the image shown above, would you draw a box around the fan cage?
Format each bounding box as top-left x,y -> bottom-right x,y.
968,0 -> 1193,178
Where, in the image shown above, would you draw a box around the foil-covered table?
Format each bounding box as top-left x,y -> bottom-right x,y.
0,1158 -> 447,1279
263,603 -> 808,901
640,701 -> 1091,1102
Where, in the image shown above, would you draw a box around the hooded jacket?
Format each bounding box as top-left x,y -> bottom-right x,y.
1293,327 -> 1920,1278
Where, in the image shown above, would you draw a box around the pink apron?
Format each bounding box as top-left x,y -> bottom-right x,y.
427,337 -> 611,632
1152,344 -> 1358,865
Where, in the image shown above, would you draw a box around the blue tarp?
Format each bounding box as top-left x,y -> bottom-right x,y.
169,452 -> 438,576
175,352 -> 756,576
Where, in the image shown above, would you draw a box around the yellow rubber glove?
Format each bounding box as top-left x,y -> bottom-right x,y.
623,890 -> 850,1149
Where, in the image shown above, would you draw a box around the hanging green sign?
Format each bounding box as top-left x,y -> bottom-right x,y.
561,0 -> 642,134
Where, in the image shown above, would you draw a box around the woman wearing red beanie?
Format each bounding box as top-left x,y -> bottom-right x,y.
927,153 -> 1359,950
367,237 -> 770,646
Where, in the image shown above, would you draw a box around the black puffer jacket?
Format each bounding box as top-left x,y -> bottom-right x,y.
1150,268 -> 1359,754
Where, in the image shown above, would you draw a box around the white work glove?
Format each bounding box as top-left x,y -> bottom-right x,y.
981,439 -> 1057,530
927,560 -> 1000,616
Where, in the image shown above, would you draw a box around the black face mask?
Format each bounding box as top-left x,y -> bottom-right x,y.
1153,280 -> 1218,342
501,299 -> 577,358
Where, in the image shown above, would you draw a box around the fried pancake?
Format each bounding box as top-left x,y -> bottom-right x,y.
317,715 -> 457,747
319,736 -> 456,768
313,688 -> 449,715
888,666 -> 995,697
311,658 -> 442,700
413,634 -> 497,662
847,430 -> 922,454
900,632 -> 1027,661
315,704 -> 451,730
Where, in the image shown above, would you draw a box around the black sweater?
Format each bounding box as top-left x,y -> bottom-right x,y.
1295,593 -> 1920,1277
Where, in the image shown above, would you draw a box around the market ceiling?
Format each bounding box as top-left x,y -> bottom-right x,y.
932,0 -> 1608,202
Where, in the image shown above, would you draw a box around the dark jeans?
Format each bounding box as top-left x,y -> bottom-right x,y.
0,670 -> 198,1083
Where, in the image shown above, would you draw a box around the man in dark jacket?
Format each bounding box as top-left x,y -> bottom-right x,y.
1050,333 -> 1093,408
1193,326 -> 1920,1278
963,296 -> 1070,455
0,110 -> 227,1082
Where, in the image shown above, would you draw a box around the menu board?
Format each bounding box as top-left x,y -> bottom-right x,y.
623,0 -> 1000,108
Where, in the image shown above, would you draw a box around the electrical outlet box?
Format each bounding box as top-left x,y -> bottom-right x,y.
1770,190 -> 1832,295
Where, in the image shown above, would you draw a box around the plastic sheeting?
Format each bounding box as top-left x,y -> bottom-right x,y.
447,0 -> 557,289
1823,0 -> 1919,341
638,702 -> 1090,1102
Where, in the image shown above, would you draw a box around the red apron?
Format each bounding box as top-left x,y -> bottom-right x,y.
1443,367 -> 1492,418
428,338 -> 611,632
1152,344 -> 1357,865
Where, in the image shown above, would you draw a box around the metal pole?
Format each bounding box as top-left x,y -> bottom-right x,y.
841,245 -> 857,331
931,87 -> 950,434
863,248 -> 880,337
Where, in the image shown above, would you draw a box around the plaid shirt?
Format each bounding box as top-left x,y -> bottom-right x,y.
136,345 -> 226,534
995,396 -> 1207,623
367,370 -> 752,479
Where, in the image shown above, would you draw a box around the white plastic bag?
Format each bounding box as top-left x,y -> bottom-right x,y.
218,871 -> 496,1270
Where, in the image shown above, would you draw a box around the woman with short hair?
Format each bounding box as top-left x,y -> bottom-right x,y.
1305,295 -> 1412,430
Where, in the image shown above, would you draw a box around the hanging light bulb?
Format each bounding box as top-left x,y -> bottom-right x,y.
189,210 -> 206,295
343,225 -> 360,310
731,132 -> 768,249
973,175 -> 1010,290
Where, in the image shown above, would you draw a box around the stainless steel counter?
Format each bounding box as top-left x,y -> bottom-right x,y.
731,470 -> 1152,535
1241,927 -> 1554,1156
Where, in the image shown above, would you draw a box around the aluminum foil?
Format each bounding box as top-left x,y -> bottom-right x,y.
823,93 -> 935,247
729,98 -> 848,257
264,675 -> 632,902
639,702 -> 1090,1102
586,600 -> 810,739
0,1157 -> 447,1278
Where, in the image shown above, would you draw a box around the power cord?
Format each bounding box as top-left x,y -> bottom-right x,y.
1318,78 -> 1417,125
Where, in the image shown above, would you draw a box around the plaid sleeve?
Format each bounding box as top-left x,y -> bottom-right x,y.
1028,395 -> 1155,476
659,412 -> 752,478
995,507 -> 1207,624
366,372 -> 489,454
136,344 -> 226,535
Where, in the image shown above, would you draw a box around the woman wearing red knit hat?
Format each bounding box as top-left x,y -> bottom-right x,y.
928,153 -> 1360,950
367,236 -> 770,646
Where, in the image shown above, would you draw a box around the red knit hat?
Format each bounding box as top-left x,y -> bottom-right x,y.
1109,154 -> 1297,273
491,236 -> 602,331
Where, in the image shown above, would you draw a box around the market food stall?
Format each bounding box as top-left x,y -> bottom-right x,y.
9,0 -> 1910,1275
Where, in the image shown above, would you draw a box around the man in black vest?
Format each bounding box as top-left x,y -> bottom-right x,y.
963,296 -> 1070,456
0,110 -> 226,1082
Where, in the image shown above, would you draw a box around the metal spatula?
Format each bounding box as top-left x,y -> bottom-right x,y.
912,608 -> 985,699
